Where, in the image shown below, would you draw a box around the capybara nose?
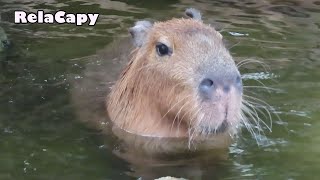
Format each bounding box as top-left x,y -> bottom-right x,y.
199,78 -> 215,97
199,74 -> 242,99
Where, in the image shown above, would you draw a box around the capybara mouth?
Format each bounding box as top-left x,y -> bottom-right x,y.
200,120 -> 229,134
194,87 -> 242,136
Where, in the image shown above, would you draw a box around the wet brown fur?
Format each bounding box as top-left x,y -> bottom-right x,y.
107,18 -> 238,138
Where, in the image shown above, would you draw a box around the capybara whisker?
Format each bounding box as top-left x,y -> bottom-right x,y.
242,100 -> 273,132
176,100 -> 193,136
240,111 -> 259,144
243,86 -> 280,92
171,99 -> 190,135
228,41 -> 240,50
161,95 -> 192,121
243,100 -> 271,130
241,103 -> 266,137
240,114 -> 256,141
237,59 -> 270,72
242,94 -> 279,136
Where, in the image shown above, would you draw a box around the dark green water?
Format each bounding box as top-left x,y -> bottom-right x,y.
0,0 -> 319,179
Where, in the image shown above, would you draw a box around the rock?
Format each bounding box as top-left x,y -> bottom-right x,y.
0,27 -> 10,52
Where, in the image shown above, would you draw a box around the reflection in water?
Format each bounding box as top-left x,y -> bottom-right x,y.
0,0 -> 319,179
109,127 -> 231,179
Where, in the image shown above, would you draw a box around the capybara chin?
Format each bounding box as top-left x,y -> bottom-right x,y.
107,8 -> 243,144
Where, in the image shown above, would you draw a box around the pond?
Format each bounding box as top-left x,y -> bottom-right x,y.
0,0 -> 319,179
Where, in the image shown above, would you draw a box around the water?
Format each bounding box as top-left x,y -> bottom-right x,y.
0,0 -> 319,179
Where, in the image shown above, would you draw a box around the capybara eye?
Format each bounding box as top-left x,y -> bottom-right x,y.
156,43 -> 170,56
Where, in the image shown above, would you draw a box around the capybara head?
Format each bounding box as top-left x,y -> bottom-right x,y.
107,8 -> 243,141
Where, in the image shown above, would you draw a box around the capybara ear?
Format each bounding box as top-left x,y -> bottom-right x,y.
185,8 -> 202,21
129,20 -> 153,47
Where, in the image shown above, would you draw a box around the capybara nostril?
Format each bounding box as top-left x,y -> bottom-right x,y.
223,85 -> 230,93
200,74 -> 242,96
199,78 -> 215,98
236,75 -> 241,85
235,75 -> 243,92
200,78 -> 214,88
